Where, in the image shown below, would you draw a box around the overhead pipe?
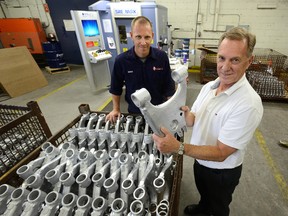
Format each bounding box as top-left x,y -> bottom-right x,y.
213,0 -> 221,31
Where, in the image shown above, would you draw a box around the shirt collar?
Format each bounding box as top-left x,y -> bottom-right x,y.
211,74 -> 247,96
131,46 -> 157,60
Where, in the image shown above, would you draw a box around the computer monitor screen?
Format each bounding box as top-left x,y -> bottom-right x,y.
82,20 -> 100,37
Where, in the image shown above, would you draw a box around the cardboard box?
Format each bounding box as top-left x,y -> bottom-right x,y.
0,46 -> 48,97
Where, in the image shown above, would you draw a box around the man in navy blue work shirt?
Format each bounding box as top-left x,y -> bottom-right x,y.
106,16 -> 175,123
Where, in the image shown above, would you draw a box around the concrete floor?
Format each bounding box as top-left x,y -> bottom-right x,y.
1,65 -> 288,215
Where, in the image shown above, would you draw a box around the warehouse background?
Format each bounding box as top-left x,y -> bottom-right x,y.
0,0 -> 287,66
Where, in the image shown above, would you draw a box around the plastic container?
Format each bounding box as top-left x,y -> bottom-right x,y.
42,41 -> 66,68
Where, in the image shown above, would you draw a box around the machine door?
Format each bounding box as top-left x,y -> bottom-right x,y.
115,18 -> 133,53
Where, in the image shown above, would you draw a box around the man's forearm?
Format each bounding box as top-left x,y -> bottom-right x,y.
112,94 -> 121,111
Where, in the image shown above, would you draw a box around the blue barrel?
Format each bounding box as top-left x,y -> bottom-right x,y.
182,38 -> 190,49
175,49 -> 182,58
182,49 -> 190,60
42,41 -> 66,68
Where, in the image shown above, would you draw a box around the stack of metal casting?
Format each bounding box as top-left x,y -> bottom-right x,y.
246,70 -> 286,98
0,112 -> 176,216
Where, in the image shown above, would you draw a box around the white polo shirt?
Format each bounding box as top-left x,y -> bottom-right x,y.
190,75 -> 263,169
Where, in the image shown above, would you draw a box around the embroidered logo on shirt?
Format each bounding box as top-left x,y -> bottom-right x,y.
153,66 -> 163,71
128,70 -> 133,73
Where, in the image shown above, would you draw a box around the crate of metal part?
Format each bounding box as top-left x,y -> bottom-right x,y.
0,101 -> 52,184
200,53 -> 218,84
247,49 -> 288,101
0,104 -> 182,216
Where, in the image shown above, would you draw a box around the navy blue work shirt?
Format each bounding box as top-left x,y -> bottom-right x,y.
109,46 -> 175,114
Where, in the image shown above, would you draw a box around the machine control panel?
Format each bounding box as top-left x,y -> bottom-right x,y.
88,49 -> 112,63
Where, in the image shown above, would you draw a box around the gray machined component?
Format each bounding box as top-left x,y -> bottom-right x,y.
103,166 -> 121,193
45,161 -> 66,192
92,160 -> 111,198
3,187 -> 30,216
156,199 -> 169,216
133,154 -> 155,204
119,116 -> 134,153
110,198 -> 127,216
45,162 -> 66,185
141,123 -> 154,154
78,150 -> 96,173
25,155 -> 62,189
121,161 -> 140,195
0,184 -> 15,214
153,155 -> 173,194
94,149 -> 109,173
39,191 -> 63,216
74,195 -> 92,216
87,113 -> 98,130
76,160 -> 97,188
137,151 -> 149,184
118,153 -> 133,212
91,196 -> 108,216
58,193 -> 78,216
131,65 -> 188,137
129,200 -> 145,216
21,189 -> 47,216
59,162 -> 81,192
98,120 -> 112,150
78,113 -> 90,128
17,156 -> 45,180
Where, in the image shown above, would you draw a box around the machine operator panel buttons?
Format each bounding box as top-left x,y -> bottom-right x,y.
88,49 -> 112,63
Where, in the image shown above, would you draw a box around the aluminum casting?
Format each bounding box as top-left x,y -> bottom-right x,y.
131,65 -> 188,137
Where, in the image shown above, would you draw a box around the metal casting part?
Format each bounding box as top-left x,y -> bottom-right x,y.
0,184 -> 15,214
21,189 -> 47,216
3,187 -> 30,216
39,191 -> 63,216
131,65 -> 188,137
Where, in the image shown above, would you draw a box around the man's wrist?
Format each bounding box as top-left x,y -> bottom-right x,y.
177,142 -> 185,155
